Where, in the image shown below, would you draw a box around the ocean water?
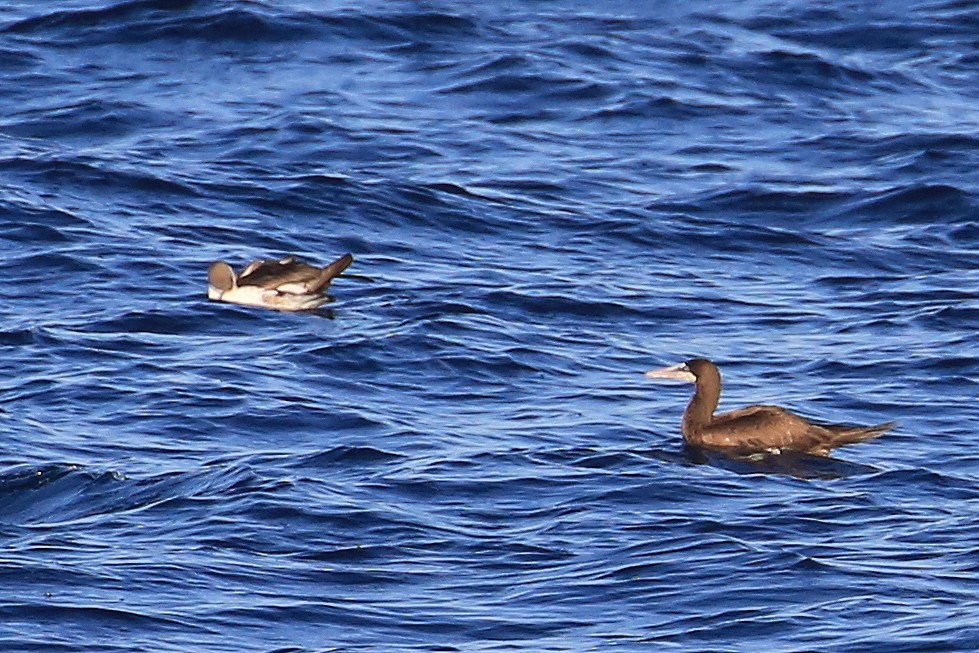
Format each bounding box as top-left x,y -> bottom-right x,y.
2,0 -> 979,651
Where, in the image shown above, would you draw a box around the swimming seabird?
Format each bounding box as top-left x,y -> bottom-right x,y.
208,253 -> 353,311
645,358 -> 894,456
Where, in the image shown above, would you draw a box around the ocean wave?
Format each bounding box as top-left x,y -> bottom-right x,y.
3,2 -> 480,48
3,1 -> 979,651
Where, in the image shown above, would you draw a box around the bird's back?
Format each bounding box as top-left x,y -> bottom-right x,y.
239,258 -> 323,288
238,254 -> 353,293
688,405 -> 892,456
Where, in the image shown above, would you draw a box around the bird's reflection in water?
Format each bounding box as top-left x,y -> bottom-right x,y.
680,444 -> 879,480
638,445 -> 878,480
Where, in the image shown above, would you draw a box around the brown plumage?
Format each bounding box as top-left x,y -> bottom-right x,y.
207,253 -> 354,311
236,254 -> 353,294
645,358 -> 894,456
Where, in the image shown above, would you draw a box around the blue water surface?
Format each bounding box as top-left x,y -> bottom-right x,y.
2,0 -> 979,651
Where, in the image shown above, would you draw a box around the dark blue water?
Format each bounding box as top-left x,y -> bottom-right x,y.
2,1 -> 979,651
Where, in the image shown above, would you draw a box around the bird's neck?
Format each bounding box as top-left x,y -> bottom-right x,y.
682,379 -> 719,437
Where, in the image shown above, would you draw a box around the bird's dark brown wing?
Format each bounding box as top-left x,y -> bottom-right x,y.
699,405 -> 825,453
238,258 -> 323,289
238,254 -> 353,292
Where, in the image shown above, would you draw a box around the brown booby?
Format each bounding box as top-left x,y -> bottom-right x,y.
645,358 -> 894,456
208,253 -> 353,311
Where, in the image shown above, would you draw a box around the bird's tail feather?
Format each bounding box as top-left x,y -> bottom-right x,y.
824,421 -> 895,446
308,253 -> 354,293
